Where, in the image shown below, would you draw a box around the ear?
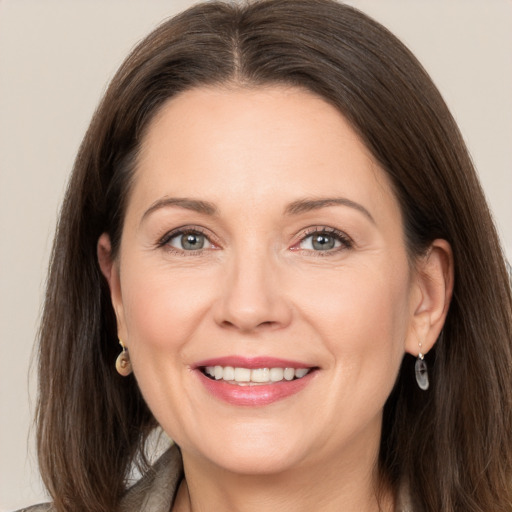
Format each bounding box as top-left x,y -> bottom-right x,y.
97,233 -> 128,342
405,239 -> 454,356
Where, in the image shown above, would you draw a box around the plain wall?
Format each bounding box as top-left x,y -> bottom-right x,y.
1,1 -> 511,509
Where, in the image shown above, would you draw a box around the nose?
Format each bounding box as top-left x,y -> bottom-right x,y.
213,249 -> 293,333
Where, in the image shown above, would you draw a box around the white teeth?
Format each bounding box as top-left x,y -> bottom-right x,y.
269,367 -> 284,382
203,365 -> 311,384
251,368 -> 270,383
284,368 -> 295,381
295,368 -> 309,378
223,366 -> 235,381
234,367 -> 251,382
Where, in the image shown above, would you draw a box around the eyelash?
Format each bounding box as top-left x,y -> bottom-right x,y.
156,225 -> 353,256
291,226 -> 353,256
157,226 -> 216,255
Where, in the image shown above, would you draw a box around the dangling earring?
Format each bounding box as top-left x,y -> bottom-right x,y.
116,339 -> 132,376
415,339 -> 429,391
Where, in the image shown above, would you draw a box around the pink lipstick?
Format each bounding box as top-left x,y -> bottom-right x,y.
193,356 -> 317,406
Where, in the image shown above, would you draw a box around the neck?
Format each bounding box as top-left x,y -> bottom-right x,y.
172,432 -> 394,512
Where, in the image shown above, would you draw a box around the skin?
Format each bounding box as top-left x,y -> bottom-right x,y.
98,85 -> 453,512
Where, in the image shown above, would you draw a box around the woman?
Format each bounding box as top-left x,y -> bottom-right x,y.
23,0 -> 512,511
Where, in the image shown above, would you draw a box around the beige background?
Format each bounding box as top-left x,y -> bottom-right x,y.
1,0 -> 511,509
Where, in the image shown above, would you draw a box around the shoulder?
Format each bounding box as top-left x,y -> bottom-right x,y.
13,505 -> 55,512
120,443 -> 183,511
13,445 -> 182,512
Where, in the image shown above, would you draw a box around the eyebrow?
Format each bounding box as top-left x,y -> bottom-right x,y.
141,196 -> 374,224
284,197 -> 375,223
141,197 -> 218,223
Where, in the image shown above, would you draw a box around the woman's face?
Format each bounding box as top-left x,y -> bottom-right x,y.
105,86 -> 425,475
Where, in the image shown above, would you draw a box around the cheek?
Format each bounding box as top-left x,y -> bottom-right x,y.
120,262 -> 214,356
295,261 -> 411,372
117,262 -> 216,437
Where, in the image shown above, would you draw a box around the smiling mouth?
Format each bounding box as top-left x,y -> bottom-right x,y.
201,366 -> 313,385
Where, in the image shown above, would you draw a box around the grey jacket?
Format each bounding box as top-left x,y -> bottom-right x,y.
18,444 -> 417,511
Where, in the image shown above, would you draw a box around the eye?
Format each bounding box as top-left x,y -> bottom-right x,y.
170,232 -> 207,250
295,228 -> 352,252
301,232 -> 340,251
160,228 -> 216,252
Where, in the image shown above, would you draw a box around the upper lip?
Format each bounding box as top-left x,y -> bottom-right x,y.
193,356 -> 315,370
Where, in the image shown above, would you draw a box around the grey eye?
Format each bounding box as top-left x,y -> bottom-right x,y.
170,232 -> 207,250
300,232 -> 341,251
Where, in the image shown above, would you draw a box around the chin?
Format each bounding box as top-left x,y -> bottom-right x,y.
179,425 -> 312,476
204,445 -> 306,476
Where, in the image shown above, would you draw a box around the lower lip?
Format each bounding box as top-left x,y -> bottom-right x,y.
197,370 -> 315,406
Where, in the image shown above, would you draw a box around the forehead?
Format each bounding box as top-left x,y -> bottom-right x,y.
130,85 -> 400,223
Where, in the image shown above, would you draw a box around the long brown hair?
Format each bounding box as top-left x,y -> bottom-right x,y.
36,1 -> 512,510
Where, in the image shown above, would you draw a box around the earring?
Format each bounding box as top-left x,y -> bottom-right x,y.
116,340 -> 132,376
415,339 -> 429,391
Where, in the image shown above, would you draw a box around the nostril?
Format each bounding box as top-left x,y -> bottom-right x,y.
257,320 -> 277,329
219,319 -> 278,332
220,320 -> 236,329
213,284 -> 293,332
